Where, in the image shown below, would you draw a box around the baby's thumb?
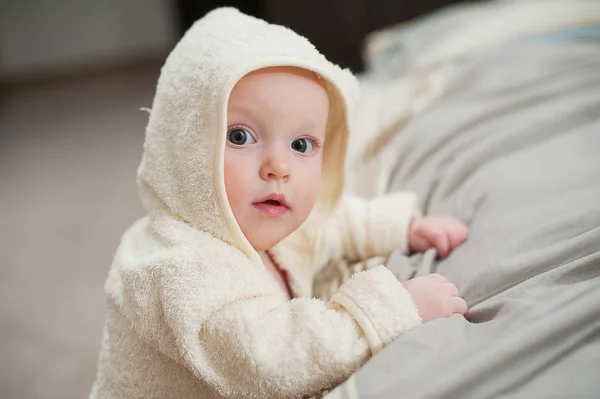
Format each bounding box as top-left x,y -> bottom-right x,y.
434,234 -> 450,258
409,233 -> 429,253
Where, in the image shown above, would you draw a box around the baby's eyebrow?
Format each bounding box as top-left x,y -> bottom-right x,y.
227,105 -> 262,127
294,122 -> 323,133
227,104 -> 253,114
227,106 -> 253,121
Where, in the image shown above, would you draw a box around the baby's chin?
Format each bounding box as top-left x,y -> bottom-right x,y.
249,234 -> 287,253
246,225 -> 296,253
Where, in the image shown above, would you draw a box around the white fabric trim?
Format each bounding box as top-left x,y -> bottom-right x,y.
330,291 -> 383,355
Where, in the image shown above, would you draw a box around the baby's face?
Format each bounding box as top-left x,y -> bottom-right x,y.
224,67 -> 329,251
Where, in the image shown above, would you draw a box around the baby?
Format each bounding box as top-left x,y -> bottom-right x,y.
90,8 -> 468,399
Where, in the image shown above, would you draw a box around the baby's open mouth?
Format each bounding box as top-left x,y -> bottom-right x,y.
253,194 -> 289,217
262,199 -> 281,206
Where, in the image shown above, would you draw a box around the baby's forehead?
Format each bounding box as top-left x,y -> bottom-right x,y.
227,68 -> 330,131
229,67 -> 329,108
231,67 -> 327,99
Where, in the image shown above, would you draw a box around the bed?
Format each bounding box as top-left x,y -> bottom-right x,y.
314,1 -> 600,397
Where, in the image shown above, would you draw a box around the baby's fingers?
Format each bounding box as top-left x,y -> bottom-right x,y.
409,231 -> 430,253
442,219 -> 469,248
442,281 -> 460,297
449,297 -> 468,316
430,230 -> 450,258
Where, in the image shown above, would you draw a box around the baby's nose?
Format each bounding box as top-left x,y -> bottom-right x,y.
260,155 -> 290,182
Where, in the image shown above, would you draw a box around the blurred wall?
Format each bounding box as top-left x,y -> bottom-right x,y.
172,0 -> 462,72
0,0 -> 176,79
265,0 -> 463,71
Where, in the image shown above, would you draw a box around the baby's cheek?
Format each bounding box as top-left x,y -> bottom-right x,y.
223,156 -> 236,189
290,158 -> 321,223
223,160 -> 248,213
297,180 -> 319,216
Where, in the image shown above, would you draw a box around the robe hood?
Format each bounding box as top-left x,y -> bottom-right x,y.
137,7 -> 359,264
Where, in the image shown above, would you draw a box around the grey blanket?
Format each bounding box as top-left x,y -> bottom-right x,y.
334,40 -> 600,397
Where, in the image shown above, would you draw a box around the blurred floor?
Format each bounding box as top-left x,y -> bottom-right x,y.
0,67 -> 159,399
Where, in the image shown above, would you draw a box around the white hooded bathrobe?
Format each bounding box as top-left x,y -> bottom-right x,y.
90,8 -> 422,399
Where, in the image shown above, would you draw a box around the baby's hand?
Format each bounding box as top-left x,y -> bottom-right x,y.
402,274 -> 467,323
409,216 -> 468,258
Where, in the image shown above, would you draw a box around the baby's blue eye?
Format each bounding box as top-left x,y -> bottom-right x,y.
227,129 -> 255,146
291,138 -> 314,153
